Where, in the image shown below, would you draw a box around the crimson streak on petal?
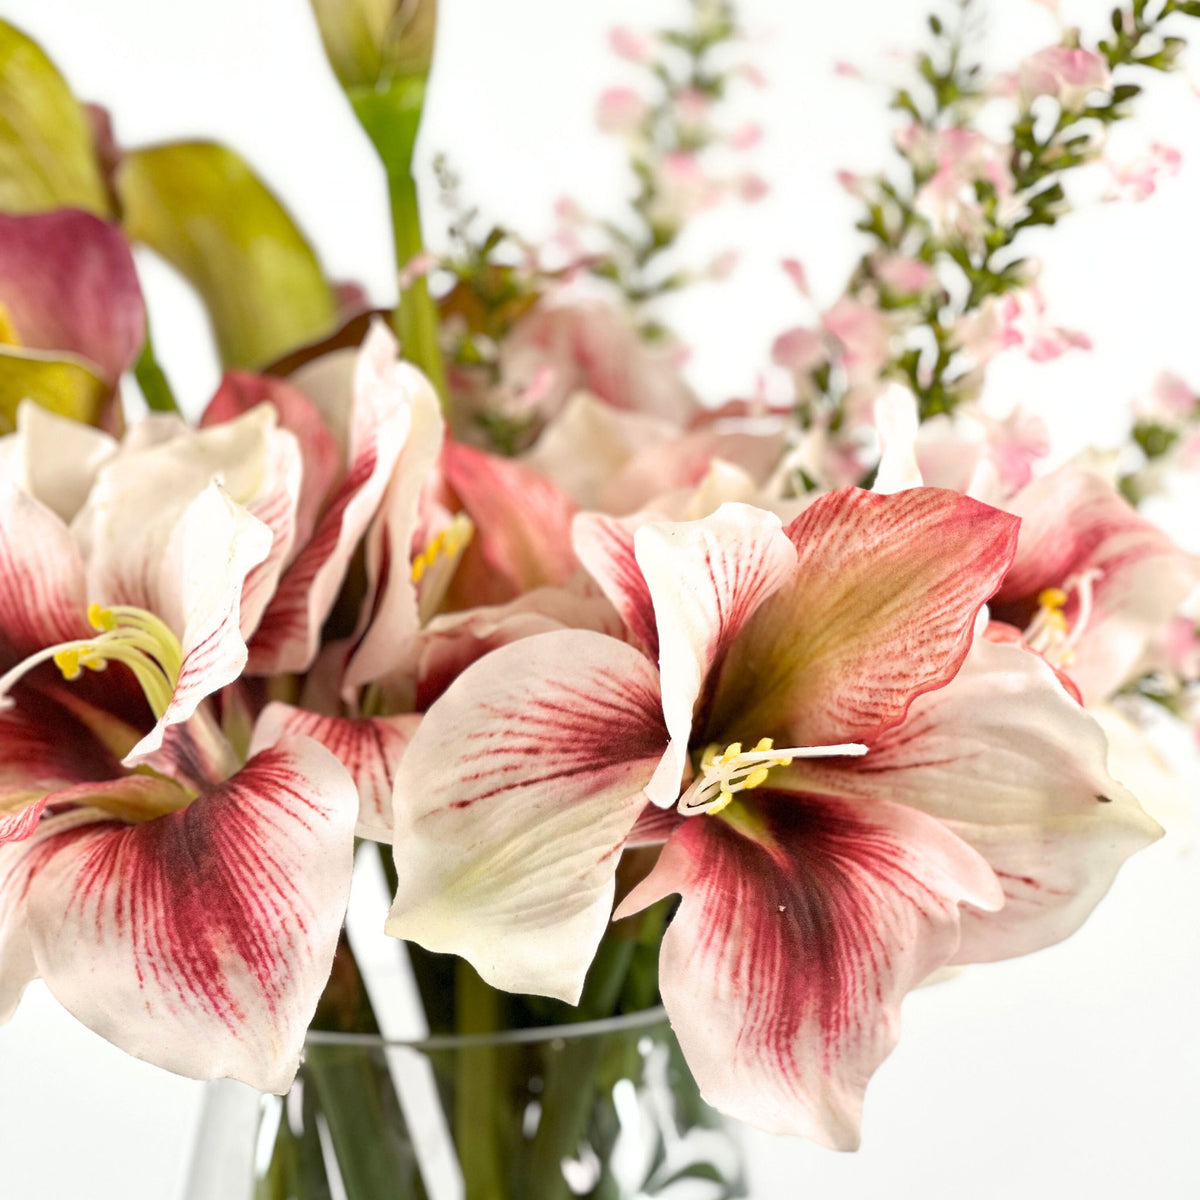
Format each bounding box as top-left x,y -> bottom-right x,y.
617,789 -> 1001,1147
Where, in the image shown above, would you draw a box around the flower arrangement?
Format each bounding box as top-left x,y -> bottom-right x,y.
0,0 -> 1197,1196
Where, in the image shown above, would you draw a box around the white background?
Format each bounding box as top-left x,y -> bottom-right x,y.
0,1 -> 1198,1197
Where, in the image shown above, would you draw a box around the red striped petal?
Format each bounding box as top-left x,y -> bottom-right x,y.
0,736 -> 357,1091
616,790 -> 1001,1145
251,703 -> 421,841
387,628 -> 670,1003
710,487 -> 1020,745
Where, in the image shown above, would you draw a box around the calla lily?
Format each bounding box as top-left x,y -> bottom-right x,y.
0,209 -> 145,430
386,489 -> 1155,1144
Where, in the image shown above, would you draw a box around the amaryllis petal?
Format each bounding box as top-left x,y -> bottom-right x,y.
635,503 -> 798,798
3,402 -> 115,522
0,737 -> 357,1091
124,483 -> 273,763
0,481 -> 88,657
572,513 -> 659,657
442,440 -> 579,606
0,209 -> 144,383
250,703 -> 421,842
710,488 -> 1020,746
387,629 -> 671,1003
785,636 -> 1160,961
202,370 -> 340,553
248,324 -> 415,674
0,799 -> 44,843
615,791 -> 1001,1146
995,466 -> 1199,703
341,362 -> 443,692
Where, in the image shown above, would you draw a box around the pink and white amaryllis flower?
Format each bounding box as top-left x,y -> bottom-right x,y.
989,466 -> 1200,705
385,490 -> 1155,1144
0,400 -> 290,790
204,320 -> 439,677
0,406 -> 359,1087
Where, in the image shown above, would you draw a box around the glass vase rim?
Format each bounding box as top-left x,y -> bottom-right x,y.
304,1004 -> 669,1052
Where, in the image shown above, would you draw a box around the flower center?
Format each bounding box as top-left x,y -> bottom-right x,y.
677,736 -> 868,817
1023,568 -> 1101,667
411,514 -> 474,622
0,603 -> 184,719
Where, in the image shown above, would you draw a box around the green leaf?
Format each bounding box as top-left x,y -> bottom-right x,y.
0,20 -> 109,215
116,141 -> 337,369
0,347 -> 107,431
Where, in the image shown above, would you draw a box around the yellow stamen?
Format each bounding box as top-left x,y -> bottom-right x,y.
410,514 -> 476,623
0,603 -> 184,719
677,736 -> 868,817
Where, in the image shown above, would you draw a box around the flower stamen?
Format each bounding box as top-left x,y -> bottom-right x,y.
1024,568 -> 1102,666
678,736 -> 868,817
0,603 -> 184,719
411,514 -> 474,622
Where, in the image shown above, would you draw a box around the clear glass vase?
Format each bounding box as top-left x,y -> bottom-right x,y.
183,1007 -> 745,1200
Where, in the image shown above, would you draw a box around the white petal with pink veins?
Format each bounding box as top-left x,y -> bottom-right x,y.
616,791 -> 1001,1146
0,737 -> 357,1091
251,703 -> 422,841
249,323 -> 416,674
787,636 -> 1161,961
635,503 -> 798,800
343,361 -> 444,692
126,482 -> 272,763
387,629 -> 671,1003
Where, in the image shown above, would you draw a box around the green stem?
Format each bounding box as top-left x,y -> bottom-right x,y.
455,959 -> 507,1198
133,324 -> 180,414
388,170 -> 447,399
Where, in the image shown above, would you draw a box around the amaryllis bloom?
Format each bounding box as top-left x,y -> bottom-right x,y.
1018,45 -> 1111,110
498,298 -> 698,431
0,209 -> 145,430
522,392 -> 786,517
385,491 -> 1154,1144
204,320 -> 442,678
989,466 -> 1200,705
0,406 -> 359,1088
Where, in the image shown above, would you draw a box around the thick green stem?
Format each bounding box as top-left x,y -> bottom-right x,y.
133,323 -> 180,414
455,959 -> 506,1198
388,169 -> 447,398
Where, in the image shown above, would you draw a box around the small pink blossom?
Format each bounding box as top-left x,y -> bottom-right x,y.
833,60 -> 863,79
707,250 -> 740,280
835,168 -> 868,198
735,171 -> 769,203
872,253 -> 936,296
649,152 -> 721,230
1018,45 -> 1111,110
1137,371 -> 1196,422
823,296 -> 894,385
609,26 -> 655,64
1105,143 -> 1183,203
984,408 -> 1051,493
771,326 -> 825,374
956,288 -> 1090,366
913,129 -> 1016,241
781,258 -> 811,296
596,86 -> 647,134
672,87 -> 711,135
728,122 -> 764,151
736,62 -> 768,88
